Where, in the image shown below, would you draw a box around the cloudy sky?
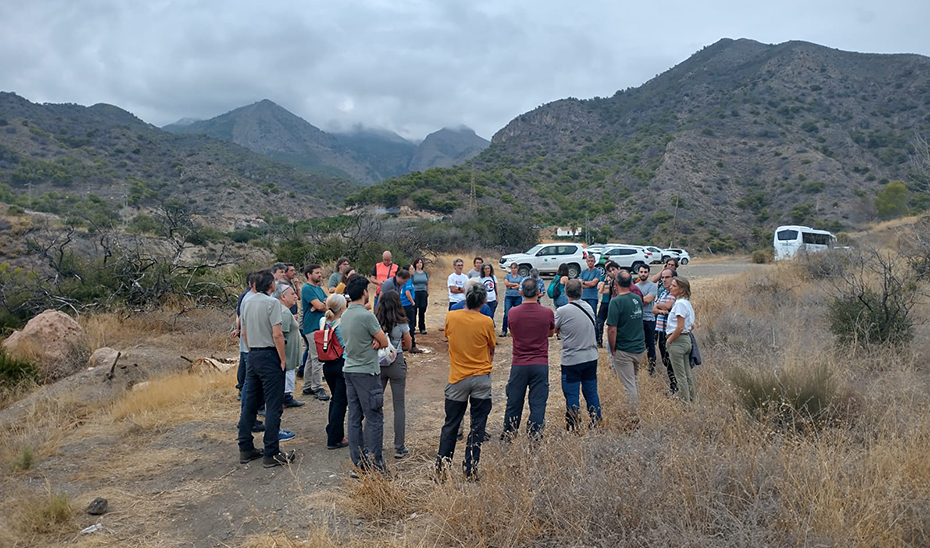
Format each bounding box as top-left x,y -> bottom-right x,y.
1,0 -> 928,140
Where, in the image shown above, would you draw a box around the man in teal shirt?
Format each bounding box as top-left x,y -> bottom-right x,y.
342,275 -> 390,474
300,264 -> 331,401
606,270 -> 645,414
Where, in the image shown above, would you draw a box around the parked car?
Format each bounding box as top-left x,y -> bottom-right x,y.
643,246 -> 665,264
662,248 -> 691,265
499,243 -> 588,278
587,244 -> 652,272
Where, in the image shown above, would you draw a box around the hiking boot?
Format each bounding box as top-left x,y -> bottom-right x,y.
408,347 -> 423,354
283,395 -> 305,408
263,450 -> 296,468
239,448 -> 262,464
327,438 -> 349,450
313,388 -> 331,401
301,385 -> 314,396
278,429 -> 296,442
394,446 -> 410,459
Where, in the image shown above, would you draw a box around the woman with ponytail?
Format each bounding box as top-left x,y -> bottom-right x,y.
321,293 -> 349,449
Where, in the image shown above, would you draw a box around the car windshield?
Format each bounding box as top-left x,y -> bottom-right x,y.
524,244 -> 545,255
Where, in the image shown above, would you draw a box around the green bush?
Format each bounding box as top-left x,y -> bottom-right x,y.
800,250 -> 851,279
827,289 -> 913,347
0,347 -> 37,386
750,248 -> 773,264
730,362 -> 845,430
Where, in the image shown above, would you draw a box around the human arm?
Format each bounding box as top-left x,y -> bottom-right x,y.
650,272 -> 661,283
606,326 -> 617,356
372,330 -> 389,350
653,297 -> 673,316
401,330 -> 412,351
642,286 -> 656,304
667,315 -> 685,344
272,324 -> 286,370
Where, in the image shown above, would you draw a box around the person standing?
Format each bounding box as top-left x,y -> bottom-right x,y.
467,257 -> 483,279
341,275 -> 390,474
478,263 -> 499,322
328,257 -> 351,294
550,264 -> 570,309
530,268 -> 546,305
554,279 -> 600,430
234,272 -> 264,432
447,258 -> 468,311
369,251 -> 399,309
437,283 -> 495,479
635,265 -> 659,376
500,262 -> 524,337
411,258 -> 430,335
666,277 -> 696,402
503,277 -> 554,439
300,265 -> 331,401
320,293 -> 349,450
275,281 -> 305,411
605,270 -> 645,414
595,261 -> 621,347
237,270 -> 295,468
375,291 -> 413,459
579,255 -> 604,315
381,269 -> 419,352
652,269 -> 679,394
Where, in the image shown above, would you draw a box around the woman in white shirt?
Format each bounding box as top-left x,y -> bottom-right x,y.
479,263 -> 499,322
666,277 -> 696,402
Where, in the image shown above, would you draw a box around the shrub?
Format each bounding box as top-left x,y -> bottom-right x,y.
0,346 -> 37,386
16,492 -> 74,534
751,248 -> 773,263
800,249 -> 850,279
729,362 -> 845,430
827,289 -> 913,347
11,446 -> 34,471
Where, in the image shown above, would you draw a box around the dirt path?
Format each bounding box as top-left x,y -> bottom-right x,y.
4,258 -> 759,547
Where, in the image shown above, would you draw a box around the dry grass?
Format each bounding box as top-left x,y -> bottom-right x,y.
109,370 -> 234,429
80,306 -> 235,353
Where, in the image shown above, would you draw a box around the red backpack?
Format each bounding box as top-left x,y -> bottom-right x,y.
314,319 -> 343,362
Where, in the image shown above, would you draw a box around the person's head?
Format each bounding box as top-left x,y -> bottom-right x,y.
638,264 -> 650,281
335,257 -> 351,274
303,264 -> 323,284
413,257 -> 425,271
465,281 -> 488,310
453,258 -> 464,274
565,279 -> 582,300
284,263 -> 296,281
341,268 -> 357,285
375,290 -> 407,332
670,277 -> 691,299
324,293 -> 347,322
382,250 -> 393,265
246,271 -> 257,291
604,261 -> 620,277
403,264 -> 413,274
665,257 -> 679,271
520,277 -> 539,299
557,263 -> 570,278
346,275 -> 369,303
272,262 -> 287,280
395,269 -> 410,282
660,268 -> 675,289
254,269 -> 275,294
481,263 -> 494,278
274,280 -> 298,308
586,255 -> 596,269
509,262 -> 519,274
617,269 -> 633,290
473,257 -> 483,270
530,268 -> 540,279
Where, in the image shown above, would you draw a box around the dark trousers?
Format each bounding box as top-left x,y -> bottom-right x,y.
561,360 -> 601,430
656,331 -> 678,391
438,397 -> 491,477
345,372 -> 385,470
501,295 -> 522,334
486,300 -> 498,323
583,298 -> 599,319
237,348 -> 284,457
596,301 -> 609,346
323,358 -> 347,447
643,320 -> 657,363
236,351 -> 248,391
415,292 -> 428,332
503,364 -> 549,437
404,304 -> 417,347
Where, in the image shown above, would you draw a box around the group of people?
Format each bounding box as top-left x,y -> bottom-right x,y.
234,251 -> 696,478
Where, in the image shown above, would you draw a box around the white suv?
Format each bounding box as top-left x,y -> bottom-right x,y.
588,244 -> 652,272
662,248 -> 691,265
499,243 -> 588,278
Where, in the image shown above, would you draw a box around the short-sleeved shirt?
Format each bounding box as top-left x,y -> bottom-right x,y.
666,299 -> 695,335
508,302 -> 555,366
241,292 -> 283,349
341,304 -> 383,375
327,271 -> 342,289
301,283 -> 328,335
635,280 -> 658,321
448,273 -> 468,303
554,300 -> 598,366
580,268 -> 604,301
606,293 -> 645,354
479,276 -> 498,302
280,303 -> 300,371
237,290 -> 257,353
467,269 -> 482,279
449,300 -> 493,318
412,271 -> 429,293
388,323 -> 410,355
655,289 -> 676,332
504,273 -> 524,297
401,279 -> 415,307
445,310 -> 495,384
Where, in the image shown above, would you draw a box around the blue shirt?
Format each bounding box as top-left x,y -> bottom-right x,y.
580,267 -> 604,301
301,283 -> 328,335
449,300 -> 493,318
504,273 -> 524,297
401,279 -> 415,307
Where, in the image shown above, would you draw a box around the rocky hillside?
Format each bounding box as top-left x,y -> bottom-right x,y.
0,93 -> 357,229
407,127 -> 490,172
351,39 -> 930,252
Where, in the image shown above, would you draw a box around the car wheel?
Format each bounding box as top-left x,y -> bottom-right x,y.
567,264 -> 581,278
680,258 -> 689,265
518,264 -> 531,278
631,261 -> 645,273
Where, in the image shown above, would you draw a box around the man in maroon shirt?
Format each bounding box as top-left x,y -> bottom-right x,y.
502,277 -> 555,439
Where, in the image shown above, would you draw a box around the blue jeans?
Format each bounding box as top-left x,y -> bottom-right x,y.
503,364 -> 549,438
237,348 -> 284,457
236,351 -> 248,391
501,295 -> 522,334
561,359 -> 601,430
583,299 -> 599,318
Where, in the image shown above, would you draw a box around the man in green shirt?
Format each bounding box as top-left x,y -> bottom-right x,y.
341,275 -> 390,474
606,270 -> 645,413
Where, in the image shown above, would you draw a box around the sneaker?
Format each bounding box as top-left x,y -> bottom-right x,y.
419,329 -> 427,335
296,367 -> 304,379
313,388 -> 331,401
278,429 -> 296,442
327,438 -> 349,450
236,391 -> 242,401
257,406 -> 266,417
301,385 -> 314,396
648,367 -> 656,377
394,446 -> 410,459
263,450 -> 296,468
499,332 -> 507,337
239,448 -> 262,464
250,421 -> 265,433
408,347 -> 423,354
283,396 -> 305,408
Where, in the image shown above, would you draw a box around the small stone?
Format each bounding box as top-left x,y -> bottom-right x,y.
86,497 -> 108,515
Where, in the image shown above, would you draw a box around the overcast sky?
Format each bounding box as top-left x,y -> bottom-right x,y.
1,0 -> 928,140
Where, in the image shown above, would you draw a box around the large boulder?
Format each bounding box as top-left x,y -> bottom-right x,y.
2,310 -> 91,381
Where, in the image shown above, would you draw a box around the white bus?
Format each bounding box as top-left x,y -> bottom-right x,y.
773,225 -> 837,261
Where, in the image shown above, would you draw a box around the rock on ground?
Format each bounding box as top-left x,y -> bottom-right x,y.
88,347 -> 120,369
2,309 -> 90,382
